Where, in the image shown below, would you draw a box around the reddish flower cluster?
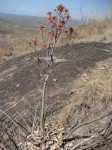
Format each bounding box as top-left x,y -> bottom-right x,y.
51,16 -> 57,20
47,17 -> 55,25
47,11 -> 52,16
56,4 -> 64,12
43,43 -> 48,48
28,4 -> 72,52
65,15 -> 71,20
57,21 -> 65,29
47,31 -> 54,36
33,39 -> 38,45
47,16 -> 57,25
28,39 -> 38,47
38,24 -> 45,30
65,27 -> 74,35
46,4 -> 71,30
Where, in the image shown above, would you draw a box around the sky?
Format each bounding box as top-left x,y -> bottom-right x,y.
0,0 -> 112,19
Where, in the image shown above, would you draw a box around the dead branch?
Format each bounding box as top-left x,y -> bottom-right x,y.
0,109 -> 26,136
71,135 -> 97,150
64,111 -> 112,140
1,125 -> 19,150
63,135 -> 91,143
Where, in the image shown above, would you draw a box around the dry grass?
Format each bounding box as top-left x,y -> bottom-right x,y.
0,13 -> 112,63
57,57 -> 112,126
71,14 -> 112,43
54,14 -> 112,46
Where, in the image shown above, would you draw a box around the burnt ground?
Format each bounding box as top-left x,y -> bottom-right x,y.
0,42 -> 112,149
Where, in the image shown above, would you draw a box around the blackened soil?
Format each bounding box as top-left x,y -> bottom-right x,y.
0,42 -> 112,132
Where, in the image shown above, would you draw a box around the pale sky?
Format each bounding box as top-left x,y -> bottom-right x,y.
0,0 -> 112,19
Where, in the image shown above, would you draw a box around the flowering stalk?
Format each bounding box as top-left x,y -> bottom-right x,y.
38,24 -> 45,43
28,4 -> 73,142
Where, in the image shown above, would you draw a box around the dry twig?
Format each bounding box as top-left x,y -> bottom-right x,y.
64,111 -> 112,140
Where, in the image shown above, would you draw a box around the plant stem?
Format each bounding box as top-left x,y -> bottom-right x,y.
41,31 -> 45,43
40,74 -> 49,137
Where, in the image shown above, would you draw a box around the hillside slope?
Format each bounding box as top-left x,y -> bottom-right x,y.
0,42 -> 112,149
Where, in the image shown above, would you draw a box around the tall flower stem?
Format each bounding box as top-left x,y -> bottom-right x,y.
40,74 -> 49,137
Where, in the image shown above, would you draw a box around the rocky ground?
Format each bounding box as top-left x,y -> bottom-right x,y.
0,42 -> 112,149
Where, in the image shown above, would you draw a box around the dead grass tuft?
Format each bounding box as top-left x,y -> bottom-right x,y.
71,13 -> 112,43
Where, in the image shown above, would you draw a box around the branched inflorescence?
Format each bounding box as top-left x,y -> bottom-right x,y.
28,4 -> 73,141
